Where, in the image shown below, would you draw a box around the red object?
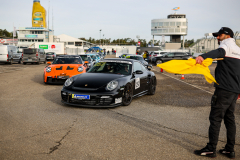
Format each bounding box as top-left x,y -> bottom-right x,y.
51,45 -> 56,49
138,41 -> 140,46
238,94 -> 240,100
36,53 -> 38,57
181,74 -> 185,79
161,68 -> 163,72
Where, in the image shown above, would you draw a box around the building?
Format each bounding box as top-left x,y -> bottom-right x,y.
17,27 -> 53,48
151,13 -> 188,49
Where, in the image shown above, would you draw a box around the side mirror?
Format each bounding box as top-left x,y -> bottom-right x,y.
47,62 -> 51,65
135,70 -> 143,74
119,56 -> 121,58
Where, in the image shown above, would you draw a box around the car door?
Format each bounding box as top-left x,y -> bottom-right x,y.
133,61 -> 147,95
162,52 -> 174,62
173,52 -> 184,60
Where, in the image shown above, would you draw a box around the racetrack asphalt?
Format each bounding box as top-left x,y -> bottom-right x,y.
0,56 -> 239,160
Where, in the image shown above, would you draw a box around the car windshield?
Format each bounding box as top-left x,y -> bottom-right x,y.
46,52 -> 54,55
126,56 -> 144,61
80,55 -> 88,61
90,55 -> 97,60
88,61 -> 132,75
162,52 -> 171,56
52,57 -> 83,64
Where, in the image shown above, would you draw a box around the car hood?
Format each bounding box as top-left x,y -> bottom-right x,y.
73,73 -> 126,89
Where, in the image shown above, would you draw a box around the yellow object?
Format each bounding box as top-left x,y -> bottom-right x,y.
157,58 -> 218,84
143,53 -> 147,58
32,0 -> 47,28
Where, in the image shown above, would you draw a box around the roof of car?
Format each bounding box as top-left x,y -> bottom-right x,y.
102,58 -> 137,63
57,55 -> 81,58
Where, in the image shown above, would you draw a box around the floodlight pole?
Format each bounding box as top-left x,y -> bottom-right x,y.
99,29 -> 102,46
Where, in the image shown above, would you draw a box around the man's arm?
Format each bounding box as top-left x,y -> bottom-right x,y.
196,48 -> 226,64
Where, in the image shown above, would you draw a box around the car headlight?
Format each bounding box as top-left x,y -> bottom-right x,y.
78,66 -> 84,72
46,67 -> 51,72
106,80 -> 118,91
64,77 -> 73,87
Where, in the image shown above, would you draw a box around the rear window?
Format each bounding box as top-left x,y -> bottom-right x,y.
24,49 -> 37,54
46,52 -> 54,55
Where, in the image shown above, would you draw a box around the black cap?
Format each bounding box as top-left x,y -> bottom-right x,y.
212,27 -> 234,38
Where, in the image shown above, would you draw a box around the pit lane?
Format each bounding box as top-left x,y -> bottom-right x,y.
0,56 -> 239,159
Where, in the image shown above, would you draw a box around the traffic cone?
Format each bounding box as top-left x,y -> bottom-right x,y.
181,74 -> 185,79
160,68 -> 163,72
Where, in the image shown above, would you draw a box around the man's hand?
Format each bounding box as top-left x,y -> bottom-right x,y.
196,56 -> 204,64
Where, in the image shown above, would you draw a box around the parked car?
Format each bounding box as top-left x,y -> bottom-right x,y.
79,54 -> 94,68
87,53 -> 101,64
152,52 -> 193,65
22,48 -> 46,65
61,58 -> 156,107
119,53 -> 132,58
125,55 -> 148,65
0,45 -> 22,64
43,55 -> 88,84
46,52 -> 56,61
149,51 -> 168,62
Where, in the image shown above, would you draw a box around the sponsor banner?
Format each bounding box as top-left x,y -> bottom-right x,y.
39,45 -> 48,49
0,39 -> 18,43
25,35 -> 38,38
39,44 -> 63,53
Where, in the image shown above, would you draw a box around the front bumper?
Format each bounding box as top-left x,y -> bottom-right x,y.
61,88 -> 123,108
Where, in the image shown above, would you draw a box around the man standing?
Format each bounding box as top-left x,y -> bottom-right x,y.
194,27 -> 240,158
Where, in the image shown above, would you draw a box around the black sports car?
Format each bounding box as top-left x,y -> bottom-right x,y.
61,58 -> 156,107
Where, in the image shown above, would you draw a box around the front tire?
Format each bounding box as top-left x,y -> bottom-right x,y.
156,60 -> 162,65
122,84 -> 133,106
18,58 -> 22,64
148,78 -> 156,95
9,59 -> 13,65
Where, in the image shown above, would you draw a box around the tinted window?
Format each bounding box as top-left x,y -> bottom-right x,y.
166,53 -> 174,57
174,53 -> 184,56
80,55 -> 88,61
88,62 -> 132,75
24,49 -> 37,54
133,62 -> 143,72
46,52 -> 54,55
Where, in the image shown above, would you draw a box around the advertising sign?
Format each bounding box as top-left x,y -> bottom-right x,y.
36,43 -> 64,55
25,35 -> 38,38
39,45 -> 48,49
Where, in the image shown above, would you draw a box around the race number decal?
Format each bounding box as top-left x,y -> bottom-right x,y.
135,78 -> 140,89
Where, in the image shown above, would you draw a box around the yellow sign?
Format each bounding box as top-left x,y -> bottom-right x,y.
32,0 -> 47,28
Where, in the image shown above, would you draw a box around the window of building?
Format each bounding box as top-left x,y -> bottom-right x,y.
32,39 -> 34,42
38,39 -> 43,42
170,22 -> 175,26
175,28 -> 180,32
68,42 -> 74,45
182,22 -> 186,26
28,39 -> 31,42
35,39 -> 38,42
181,28 -> 186,33
157,29 -> 162,33
163,22 -> 169,26
163,29 -> 168,33
176,22 -> 181,26
158,22 -> 163,26
75,42 -> 82,46
169,28 -> 174,32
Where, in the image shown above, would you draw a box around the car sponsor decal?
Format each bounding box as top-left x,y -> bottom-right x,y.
115,97 -> 122,104
135,78 -> 140,89
72,94 -> 90,100
99,60 -> 132,64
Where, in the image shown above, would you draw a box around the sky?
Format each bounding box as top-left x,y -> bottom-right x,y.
0,0 -> 240,42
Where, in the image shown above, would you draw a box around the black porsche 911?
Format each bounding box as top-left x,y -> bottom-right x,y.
61,58 -> 156,107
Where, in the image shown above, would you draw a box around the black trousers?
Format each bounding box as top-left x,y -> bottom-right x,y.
207,88 -> 238,152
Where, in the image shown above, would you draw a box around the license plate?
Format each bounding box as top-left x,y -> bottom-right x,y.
28,59 -> 32,61
57,76 -> 69,79
72,94 -> 90,100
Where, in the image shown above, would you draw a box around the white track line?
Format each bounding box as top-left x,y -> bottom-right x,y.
152,69 -> 213,95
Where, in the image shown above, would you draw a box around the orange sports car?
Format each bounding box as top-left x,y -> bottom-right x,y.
43,55 -> 88,84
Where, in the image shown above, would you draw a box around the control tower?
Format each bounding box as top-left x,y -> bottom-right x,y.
151,12 -> 188,49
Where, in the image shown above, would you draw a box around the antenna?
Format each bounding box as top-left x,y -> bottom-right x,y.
52,6 -> 54,36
